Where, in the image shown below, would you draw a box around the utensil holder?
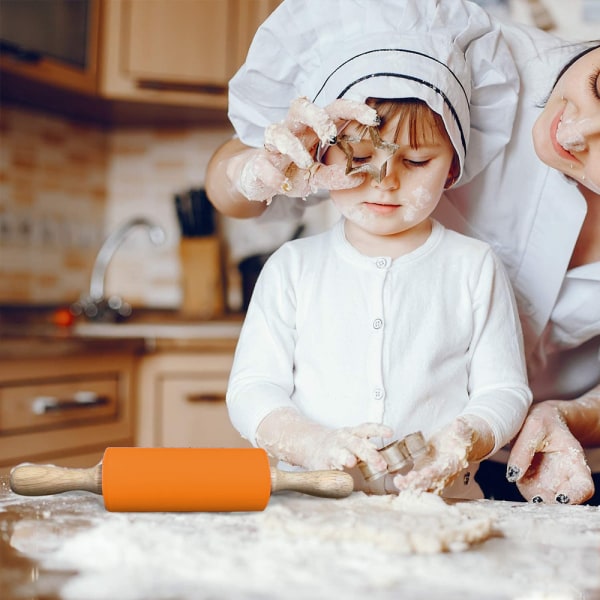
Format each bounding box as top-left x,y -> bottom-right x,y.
179,236 -> 224,319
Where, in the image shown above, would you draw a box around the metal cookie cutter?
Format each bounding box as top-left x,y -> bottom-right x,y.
336,126 -> 401,184
358,431 -> 428,482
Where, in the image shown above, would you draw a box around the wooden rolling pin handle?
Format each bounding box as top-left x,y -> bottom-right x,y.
9,463 -> 103,496
270,467 -> 354,499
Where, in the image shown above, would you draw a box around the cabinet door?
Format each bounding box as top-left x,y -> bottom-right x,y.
125,0 -> 232,88
136,350 -> 251,448
158,376 -> 250,448
100,0 -> 281,108
0,352 -> 135,468
0,0 -> 100,94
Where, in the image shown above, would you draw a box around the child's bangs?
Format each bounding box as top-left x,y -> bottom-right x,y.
366,98 -> 448,149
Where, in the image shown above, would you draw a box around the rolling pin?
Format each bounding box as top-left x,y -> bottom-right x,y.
9,447 -> 354,512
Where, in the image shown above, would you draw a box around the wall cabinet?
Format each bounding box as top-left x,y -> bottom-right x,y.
101,0 -> 281,108
0,0 -> 101,95
0,0 -> 281,113
0,352 -> 136,476
136,348 -> 251,449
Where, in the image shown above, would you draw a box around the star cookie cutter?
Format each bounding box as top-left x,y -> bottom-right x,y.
336,126 -> 401,184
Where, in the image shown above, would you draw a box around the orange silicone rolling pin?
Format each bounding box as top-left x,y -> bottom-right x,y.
9,447 -> 354,512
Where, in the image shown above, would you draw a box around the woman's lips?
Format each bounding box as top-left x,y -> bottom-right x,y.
551,109 -> 580,162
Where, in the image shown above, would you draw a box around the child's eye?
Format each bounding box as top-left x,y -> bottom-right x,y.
405,159 -> 430,167
352,155 -> 372,164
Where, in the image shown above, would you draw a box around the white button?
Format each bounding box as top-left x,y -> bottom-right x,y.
373,387 -> 385,400
375,258 -> 388,269
373,318 -> 383,329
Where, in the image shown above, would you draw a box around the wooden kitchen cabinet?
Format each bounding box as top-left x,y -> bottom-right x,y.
136,349 -> 251,449
101,0 -> 281,108
0,0 -> 102,95
1,0 -> 281,114
0,352 -> 136,476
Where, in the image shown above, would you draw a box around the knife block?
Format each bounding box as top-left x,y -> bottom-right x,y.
179,236 -> 225,319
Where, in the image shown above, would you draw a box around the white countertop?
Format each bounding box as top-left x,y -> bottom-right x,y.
2,477 -> 599,600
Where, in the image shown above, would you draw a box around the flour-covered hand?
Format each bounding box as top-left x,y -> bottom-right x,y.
393,417 -> 491,495
255,407 -> 392,473
507,401 -> 594,504
229,97 -> 379,203
302,423 -> 395,471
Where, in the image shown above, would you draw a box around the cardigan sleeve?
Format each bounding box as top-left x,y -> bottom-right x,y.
459,248 -> 533,454
226,246 -> 299,445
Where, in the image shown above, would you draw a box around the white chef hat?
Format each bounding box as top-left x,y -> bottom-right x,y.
228,0 -> 520,185
311,36 -> 471,181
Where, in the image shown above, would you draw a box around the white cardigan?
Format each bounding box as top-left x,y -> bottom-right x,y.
227,220 -> 532,479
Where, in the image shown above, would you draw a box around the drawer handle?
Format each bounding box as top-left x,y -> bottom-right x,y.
31,392 -> 109,415
186,393 -> 225,403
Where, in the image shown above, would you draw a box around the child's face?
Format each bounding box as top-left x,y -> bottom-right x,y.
324,112 -> 457,238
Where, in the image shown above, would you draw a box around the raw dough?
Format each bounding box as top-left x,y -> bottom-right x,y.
261,491 -> 495,554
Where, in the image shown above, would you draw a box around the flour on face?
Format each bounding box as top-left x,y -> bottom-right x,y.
556,117 -> 589,153
402,186 -> 433,222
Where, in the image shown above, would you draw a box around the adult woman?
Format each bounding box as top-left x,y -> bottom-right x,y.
438,33 -> 600,505
205,0 -> 600,504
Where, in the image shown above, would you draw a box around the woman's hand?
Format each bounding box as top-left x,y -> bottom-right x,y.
507,400 -> 594,504
393,416 -> 493,495
228,97 -> 379,203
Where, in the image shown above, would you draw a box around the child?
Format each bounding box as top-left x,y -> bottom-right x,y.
225,1 -> 532,499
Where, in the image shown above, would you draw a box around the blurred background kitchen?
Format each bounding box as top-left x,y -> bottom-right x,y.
0,0 -> 598,471
1,0 -> 598,314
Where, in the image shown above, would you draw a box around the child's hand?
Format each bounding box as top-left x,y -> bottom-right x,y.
255,407 -> 392,473
393,417 -> 490,495
229,97 -> 379,202
304,423 -> 393,472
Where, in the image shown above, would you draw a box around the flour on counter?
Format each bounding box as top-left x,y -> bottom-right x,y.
261,491 -> 494,554
2,485 -> 600,600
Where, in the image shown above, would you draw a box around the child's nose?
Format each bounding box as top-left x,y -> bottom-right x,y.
370,160 -> 399,190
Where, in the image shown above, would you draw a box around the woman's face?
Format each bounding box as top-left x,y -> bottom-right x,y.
532,47 -> 600,194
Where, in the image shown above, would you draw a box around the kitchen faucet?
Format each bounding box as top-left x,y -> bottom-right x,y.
72,217 -> 166,322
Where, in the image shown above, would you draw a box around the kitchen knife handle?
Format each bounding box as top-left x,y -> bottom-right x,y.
270,467 -> 353,499
9,463 -> 103,496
